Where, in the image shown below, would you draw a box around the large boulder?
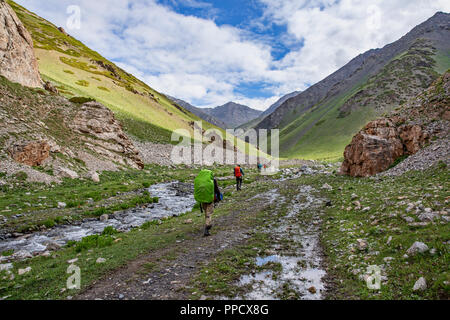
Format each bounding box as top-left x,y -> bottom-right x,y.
70,102 -> 144,169
341,71 -> 449,177
8,141 -> 50,166
341,118 -> 429,177
0,0 -> 42,87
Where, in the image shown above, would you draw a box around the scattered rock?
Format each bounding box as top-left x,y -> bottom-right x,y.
413,277 -> 427,291
386,236 -> 392,245
99,214 -> 109,222
356,239 -> 368,251
18,266 -> 31,275
308,286 -> 317,294
0,263 -> 12,272
96,257 -> 106,264
56,167 -> 79,179
13,250 -> 32,260
67,258 -> 78,264
57,26 -> 68,36
184,219 -> 193,224
417,212 -> 438,222
46,242 -> 61,251
406,203 -> 415,213
57,202 -> 67,209
406,242 -> 429,256
321,183 -> 333,191
91,172 -> 100,183
44,81 -> 58,94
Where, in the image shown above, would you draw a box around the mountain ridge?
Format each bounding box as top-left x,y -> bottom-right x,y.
256,11 -> 450,160
203,101 -> 262,129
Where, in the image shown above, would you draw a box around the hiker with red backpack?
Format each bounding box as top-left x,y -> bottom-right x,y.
194,169 -> 222,237
234,165 -> 244,191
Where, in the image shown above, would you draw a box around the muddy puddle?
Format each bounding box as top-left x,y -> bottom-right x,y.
0,182 -> 196,259
237,185 -> 327,300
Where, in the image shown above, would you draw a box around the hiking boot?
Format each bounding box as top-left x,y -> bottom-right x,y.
203,226 -> 211,237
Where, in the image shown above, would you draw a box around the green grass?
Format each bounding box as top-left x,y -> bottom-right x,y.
318,166 -> 450,299
0,167 -> 263,300
0,164 -> 249,232
75,80 -> 89,87
271,40 -> 447,161
433,50 -> 450,74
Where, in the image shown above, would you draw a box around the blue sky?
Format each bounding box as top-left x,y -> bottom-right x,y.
14,0 -> 450,110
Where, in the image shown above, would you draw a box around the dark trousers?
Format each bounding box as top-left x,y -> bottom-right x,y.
236,177 -> 243,190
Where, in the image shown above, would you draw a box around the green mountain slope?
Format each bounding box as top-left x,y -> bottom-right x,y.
257,12 -> 450,161
7,0 -> 215,144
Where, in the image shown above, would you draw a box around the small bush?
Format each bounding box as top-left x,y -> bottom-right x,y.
90,207 -> 108,217
388,155 -> 409,169
69,234 -> 114,252
67,200 -> 84,208
75,80 -> 90,87
101,226 -> 119,235
43,219 -> 55,228
142,182 -> 151,188
98,86 -> 110,92
1,250 -> 14,257
69,96 -> 96,104
141,220 -> 160,229
13,171 -> 28,181
315,119 -> 326,127
437,161 -> 447,170
54,216 -> 64,224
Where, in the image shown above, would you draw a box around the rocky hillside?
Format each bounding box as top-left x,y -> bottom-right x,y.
166,96 -> 227,129
262,91 -> 302,118
0,75 -> 144,183
6,0 -> 218,145
0,0 -> 41,88
0,0 -> 146,182
203,102 -> 262,129
341,70 -> 449,177
256,12 -> 450,160
237,91 -> 302,131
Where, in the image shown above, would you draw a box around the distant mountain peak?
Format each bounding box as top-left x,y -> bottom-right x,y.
203,101 -> 262,128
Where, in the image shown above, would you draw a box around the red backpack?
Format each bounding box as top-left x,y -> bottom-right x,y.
234,166 -> 242,178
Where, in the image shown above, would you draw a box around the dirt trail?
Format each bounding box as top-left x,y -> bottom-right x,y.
77,178 -> 328,300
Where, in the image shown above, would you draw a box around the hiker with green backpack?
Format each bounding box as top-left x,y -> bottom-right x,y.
194,169 -> 222,237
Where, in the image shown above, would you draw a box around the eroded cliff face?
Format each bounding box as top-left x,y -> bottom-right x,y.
341,71 -> 449,177
0,0 -> 42,88
341,118 -> 429,177
70,102 -> 144,170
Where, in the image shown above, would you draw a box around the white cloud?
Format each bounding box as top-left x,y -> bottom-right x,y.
259,0 -> 450,84
14,0 -> 450,111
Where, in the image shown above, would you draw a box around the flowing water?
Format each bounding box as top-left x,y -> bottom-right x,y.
0,182 -> 196,259
238,185 -> 327,300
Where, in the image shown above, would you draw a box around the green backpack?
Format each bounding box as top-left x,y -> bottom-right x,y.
194,169 -> 214,204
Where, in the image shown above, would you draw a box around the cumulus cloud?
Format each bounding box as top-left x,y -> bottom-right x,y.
259,0 -> 450,84
14,0 -> 450,111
